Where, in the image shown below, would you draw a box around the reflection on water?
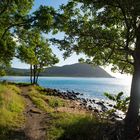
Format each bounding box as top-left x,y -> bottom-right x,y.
0,76 -> 132,99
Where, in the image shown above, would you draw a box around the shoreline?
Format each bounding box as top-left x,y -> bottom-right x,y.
39,87 -> 125,120
0,82 -> 125,139
1,81 -> 125,120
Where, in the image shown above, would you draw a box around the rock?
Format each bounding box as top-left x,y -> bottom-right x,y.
96,101 -> 108,112
89,99 -> 92,103
82,103 -> 87,106
109,104 -> 113,107
94,109 -> 99,113
29,109 -> 41,114
75,92 -> 80,95
81,98 -> 87,104
96,101 -> 103,106
112,113 -> 120,118
92,99 -> 95,103
88,105 -> 93,110
110,116 -> 116,122
70,105 -> 75,108
54,89 -> 57,92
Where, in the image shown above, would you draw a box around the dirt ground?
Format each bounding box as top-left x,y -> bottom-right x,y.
21,87 -> 48,140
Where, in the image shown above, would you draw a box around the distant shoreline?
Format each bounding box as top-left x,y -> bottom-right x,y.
3,75 -> 115,78
6,63 -> 113,78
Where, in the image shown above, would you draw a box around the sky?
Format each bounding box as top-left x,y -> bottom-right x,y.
12,0 -> 132,79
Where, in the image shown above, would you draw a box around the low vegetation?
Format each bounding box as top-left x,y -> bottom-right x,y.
0,84 -> 25,139
104,92 -> 130,113
0,83 -> 118,140
24,85 -> 105,139
27,85 -> 66,112
46,112 -> 107,140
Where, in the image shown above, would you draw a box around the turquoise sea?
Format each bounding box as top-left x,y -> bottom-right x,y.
0,76 -> 132,99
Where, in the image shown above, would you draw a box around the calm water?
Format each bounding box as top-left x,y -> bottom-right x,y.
0,76 -> 132,99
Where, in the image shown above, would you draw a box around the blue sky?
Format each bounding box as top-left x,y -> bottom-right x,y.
12,0 -> 84,69
11,0 -> 131,78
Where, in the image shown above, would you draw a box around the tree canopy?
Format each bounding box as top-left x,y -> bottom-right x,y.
17,29 -> 59,84
52,0 -> 140,74
0,0 -> 34,73
0,0 -> 59,75
1,0 -> 140,139
51,0 -> 140,139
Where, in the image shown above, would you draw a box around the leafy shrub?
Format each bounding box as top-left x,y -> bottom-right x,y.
104,92 -> 130,113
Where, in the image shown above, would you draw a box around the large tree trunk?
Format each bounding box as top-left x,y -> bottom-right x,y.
125,62 -> 140,139
125,32 -> 140,139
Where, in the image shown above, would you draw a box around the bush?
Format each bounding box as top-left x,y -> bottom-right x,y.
104,92 -> 130,113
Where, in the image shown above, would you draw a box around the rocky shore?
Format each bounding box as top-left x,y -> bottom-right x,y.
40,88 -> 125,120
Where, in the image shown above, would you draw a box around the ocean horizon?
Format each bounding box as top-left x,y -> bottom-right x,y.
0,76 -> 132,100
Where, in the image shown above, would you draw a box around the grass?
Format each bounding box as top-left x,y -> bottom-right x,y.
0,84 -> 25,139
0,83 -> 114,140
26,85 -> 107,139
18,84 -> 109,140
46,112 -> 106,140
28,86 -> 66,112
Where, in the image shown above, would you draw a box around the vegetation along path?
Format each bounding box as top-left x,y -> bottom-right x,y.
21,86 -> 48,140
1,83 -> 120,140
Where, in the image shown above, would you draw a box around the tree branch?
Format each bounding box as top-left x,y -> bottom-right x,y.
0,0 -> 10,17
1,16 -> 36,39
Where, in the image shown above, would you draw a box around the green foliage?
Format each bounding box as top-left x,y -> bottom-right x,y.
47,112 -> 105,140
0,37 -> 15,73
33,6 -> 57,32
31,96 -> 50,112
51,0 -> 140,74
17,28 -> 59,84
0,0 -> 60,78
35,85 -> 46,91
104,92 -> 130,112
28,86 -> 65,112
0,69 -> 6,77
0,0 -> 34,74
47,96 -> 65,108
0,84 -> 25,138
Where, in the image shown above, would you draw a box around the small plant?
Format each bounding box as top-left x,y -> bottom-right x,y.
104,92 -> 130,113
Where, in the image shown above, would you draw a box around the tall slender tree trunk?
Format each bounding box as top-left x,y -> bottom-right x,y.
30,64 -> 33,84
33,65 -> 36,84
35,66 -> 39,84
36,71 -> 39,85
125,31 -> 140,139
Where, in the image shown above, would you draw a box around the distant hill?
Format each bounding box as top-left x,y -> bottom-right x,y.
6,63 -> 113,78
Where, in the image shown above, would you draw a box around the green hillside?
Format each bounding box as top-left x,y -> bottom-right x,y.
6,63 -> 113,78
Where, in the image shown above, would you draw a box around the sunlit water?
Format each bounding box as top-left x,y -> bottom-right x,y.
0,76 -> 132,100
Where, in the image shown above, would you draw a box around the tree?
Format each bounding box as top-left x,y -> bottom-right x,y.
0,0 -> 34,38
52,0 -> 140,139
0,0 -> 34,74
0,33 -> 16,73
17,29 -> 59,84
0,1 -> 59,77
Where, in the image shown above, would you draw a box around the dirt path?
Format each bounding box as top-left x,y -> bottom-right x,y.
21,87 -> 48,140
